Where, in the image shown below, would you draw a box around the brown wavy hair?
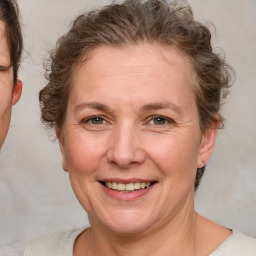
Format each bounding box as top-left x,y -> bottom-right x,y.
39,0 -> 234,190
0,0 -> 23,83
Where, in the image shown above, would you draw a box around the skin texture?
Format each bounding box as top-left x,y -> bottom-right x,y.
59,44 -> 230,256
0,21 -> 22,149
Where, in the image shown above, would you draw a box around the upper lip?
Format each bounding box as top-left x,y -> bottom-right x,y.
99,178 -> 157,184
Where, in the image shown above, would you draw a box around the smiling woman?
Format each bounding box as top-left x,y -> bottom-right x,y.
24,0 -> 256,256
60,44 -> 205,236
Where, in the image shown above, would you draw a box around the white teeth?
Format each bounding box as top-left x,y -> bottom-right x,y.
126,183 -> 135,191
107,182 -> 112,189
134,182 -> 141,189
117,183 -> 126,190
112,182 -> 117,190
105,181 -> 152,191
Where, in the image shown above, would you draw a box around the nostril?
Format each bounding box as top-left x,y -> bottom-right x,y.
107,148 -> 137,167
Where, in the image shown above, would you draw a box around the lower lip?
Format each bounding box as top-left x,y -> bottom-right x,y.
100,183 -> 156,201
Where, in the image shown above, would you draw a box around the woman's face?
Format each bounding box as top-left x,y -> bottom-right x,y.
0,21 -> 21,148
60,44 -> 216,235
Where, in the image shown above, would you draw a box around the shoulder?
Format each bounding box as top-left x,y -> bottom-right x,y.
211,230 -> 256,256
24,228 -> 85,256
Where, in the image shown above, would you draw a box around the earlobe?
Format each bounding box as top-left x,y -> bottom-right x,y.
197,127 -> 217,168
58,135 -> 68,171
12,79 -> 22,105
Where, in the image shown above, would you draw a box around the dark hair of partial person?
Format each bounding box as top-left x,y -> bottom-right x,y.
0,0 -> 23,83
39,0 -> 234,191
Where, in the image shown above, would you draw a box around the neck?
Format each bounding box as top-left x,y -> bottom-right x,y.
82,205 -> 199,256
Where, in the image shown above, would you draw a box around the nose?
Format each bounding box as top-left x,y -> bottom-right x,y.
107,123 -> 146,168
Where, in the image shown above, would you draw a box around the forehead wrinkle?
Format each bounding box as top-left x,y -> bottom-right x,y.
94,65 -> 154,79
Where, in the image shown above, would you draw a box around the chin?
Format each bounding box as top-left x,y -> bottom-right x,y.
91,208 -> 158,235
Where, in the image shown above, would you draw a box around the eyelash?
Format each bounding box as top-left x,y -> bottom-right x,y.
82,115 -> 107,125
82,115 -> 174,127
0,66 -> 9,71
147,115 -> 174,126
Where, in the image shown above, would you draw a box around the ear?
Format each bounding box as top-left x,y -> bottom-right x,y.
12,79 -> 22,105
58,134 -> 68,171
197,127 -> 218,168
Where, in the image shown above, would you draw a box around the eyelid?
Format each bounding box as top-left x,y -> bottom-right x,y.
82,115 -> 108,125
148,115 -> 174,124
0,66 -> 9,71
81,114 -> 174,125
81,115 -> 112,132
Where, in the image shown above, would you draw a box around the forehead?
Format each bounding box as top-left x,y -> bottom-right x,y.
0,21 -> 7,42
0,21 -> 10,64
69,44 -> 196,113
74,43 -> 194,85
71,44 -> 195,96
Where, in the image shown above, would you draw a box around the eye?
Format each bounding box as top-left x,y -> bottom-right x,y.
148,115 -> 173,126
84,116 -> 105,125
0,66 -> 8,71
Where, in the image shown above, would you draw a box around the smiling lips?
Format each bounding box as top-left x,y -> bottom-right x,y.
100,180 -> 157,200
104,181 -> 152,192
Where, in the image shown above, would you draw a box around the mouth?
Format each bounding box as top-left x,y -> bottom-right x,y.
100,181 -> 156,192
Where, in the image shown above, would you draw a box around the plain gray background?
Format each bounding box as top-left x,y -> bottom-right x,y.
0,0 -> 255,255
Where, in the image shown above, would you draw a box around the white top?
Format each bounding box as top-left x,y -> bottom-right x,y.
24,228 -> 256,256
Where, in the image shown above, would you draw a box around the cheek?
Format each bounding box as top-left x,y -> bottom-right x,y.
64,132 -> 107,175
0,86 -> 12,138
145,133 -> 200,178
0,87 -> 12,111
0,106 -> 11,148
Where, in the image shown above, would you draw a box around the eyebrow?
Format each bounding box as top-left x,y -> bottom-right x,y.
74,101 -> 181,114
74,102 -> 111,113
141,102 -> 182,113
